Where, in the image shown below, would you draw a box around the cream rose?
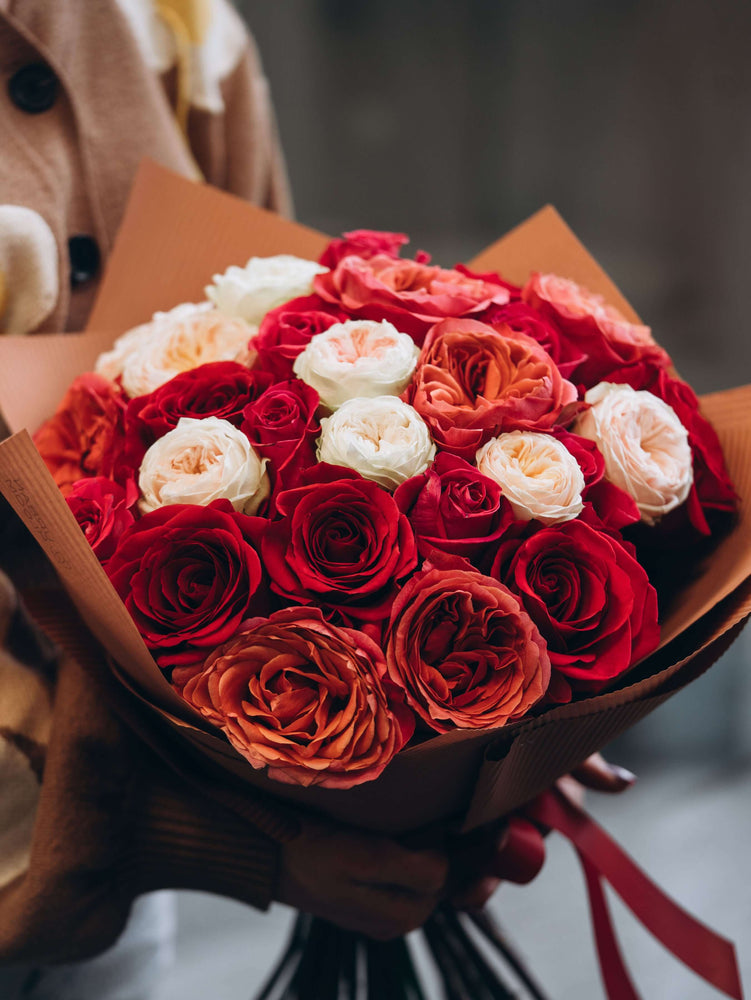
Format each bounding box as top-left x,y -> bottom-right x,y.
205,254 -> 328,325
476,431 -> 585,524
138,416 -> 269,515
317,396 -> 436,490
292,319 -> 419,409
95,303 -> 253,398
575,382 -> 693,525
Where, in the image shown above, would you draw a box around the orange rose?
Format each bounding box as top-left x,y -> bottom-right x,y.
33,373 -> 127,495
403,318 -> 578,458
385,558 -> 550,733
181,608 -> 414,789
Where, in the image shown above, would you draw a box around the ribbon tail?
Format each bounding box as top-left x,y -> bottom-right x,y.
579,853 -> 641,1000
527,790 -> 744,1000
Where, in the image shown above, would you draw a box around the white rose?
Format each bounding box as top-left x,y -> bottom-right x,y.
205,254 -> 328,325
575,382 -> 693,525
95,303 -> 253,398
317,396 -> 436,490
476,431 -> 585,524
293,319 -> 419,410
138,416 -> 269,515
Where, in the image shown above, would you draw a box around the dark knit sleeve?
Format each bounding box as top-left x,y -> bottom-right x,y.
0,581 -> 301,964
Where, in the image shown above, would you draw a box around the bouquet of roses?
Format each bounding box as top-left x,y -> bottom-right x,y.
0,163 -> 748,998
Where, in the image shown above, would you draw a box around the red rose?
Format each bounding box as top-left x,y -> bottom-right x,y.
393,452 -> 521,568
241,379 -> 320,497
522,272 -> 671,387
106,502 -> 265,669
66,476 -> 137,562
262,466 -> 417,622
404,318 -> 579,458
385,557 -> 550,733
250,293 -> 347,379
124,361 -> 272,470
319,229 -> 412,268
493,518 -> 659,697
314,255 -> 511,344
181,607 -> 414,789
549,427 -> 640,531
600,364 -> 737,536
34,373 -> 127,494
480,300 -> 587,380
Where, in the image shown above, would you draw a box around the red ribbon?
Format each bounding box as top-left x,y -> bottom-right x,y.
517,788 -> 744,1000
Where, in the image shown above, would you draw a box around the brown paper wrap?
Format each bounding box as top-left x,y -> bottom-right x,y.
1,161 -> 749,833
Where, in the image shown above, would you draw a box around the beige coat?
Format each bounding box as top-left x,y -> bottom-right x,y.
0,0 -> 296,958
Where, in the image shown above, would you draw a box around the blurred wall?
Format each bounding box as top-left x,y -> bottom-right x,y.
237,0 -> 751,760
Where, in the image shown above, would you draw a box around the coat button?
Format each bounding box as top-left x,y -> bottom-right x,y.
7,63 -> 58,114
68,235 -> 101,287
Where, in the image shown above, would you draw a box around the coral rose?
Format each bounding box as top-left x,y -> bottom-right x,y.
404,318 -> 578,459
385,558 -> 550,733
314,254 -> 511,343
181,608 -> 414,789
34,373 -> 127,495
522,273 -> 671,387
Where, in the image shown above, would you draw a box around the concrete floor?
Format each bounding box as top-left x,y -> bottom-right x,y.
154,760 -> 750,1000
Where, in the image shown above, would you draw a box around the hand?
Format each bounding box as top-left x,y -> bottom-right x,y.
449,753 -> 637,909
276,813 -> 449,940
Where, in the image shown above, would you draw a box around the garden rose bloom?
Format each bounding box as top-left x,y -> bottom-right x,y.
181,608 -> 414,789
206,254 -> 328,325
385,559 -> 550,733
522,273 -> 671,386
293,319 -> 419,410
405,318 -> 579,459
494,518 -> 660,695
96,303 -> 253,398
317,396 -> 436,490
575,382 -> 693,525
262,466 -> 417,622
314,254 -> 511,342
34,373 -> 127,494
138,416 -> 269,515
66,477 -> 136,562
394,453 -> 520,565
106,503 -> 266,668
476,431 -> 585,524
597,363 -> 737,536
480,300 -> 586,380
251,293 -> 347,379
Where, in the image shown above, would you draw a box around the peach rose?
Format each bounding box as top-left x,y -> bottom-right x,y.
385,558 -> 550,733
181,608 -> 414,788
476,431 -> 585,524
404,318 -> 579,459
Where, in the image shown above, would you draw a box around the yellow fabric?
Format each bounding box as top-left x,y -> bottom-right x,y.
157,0 -> 210,44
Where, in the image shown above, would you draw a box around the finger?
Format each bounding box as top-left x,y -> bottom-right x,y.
337,883 -> 443,940
348,835 -> 449,895
451,876 -> 501,911
570,752 -> 636,793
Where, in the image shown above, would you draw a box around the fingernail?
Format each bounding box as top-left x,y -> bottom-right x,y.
608,764 -> 637,786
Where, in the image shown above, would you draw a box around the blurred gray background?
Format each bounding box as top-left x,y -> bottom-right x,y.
158,2 -> 751,996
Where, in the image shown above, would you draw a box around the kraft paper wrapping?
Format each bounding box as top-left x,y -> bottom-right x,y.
0,161 -> 749,834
